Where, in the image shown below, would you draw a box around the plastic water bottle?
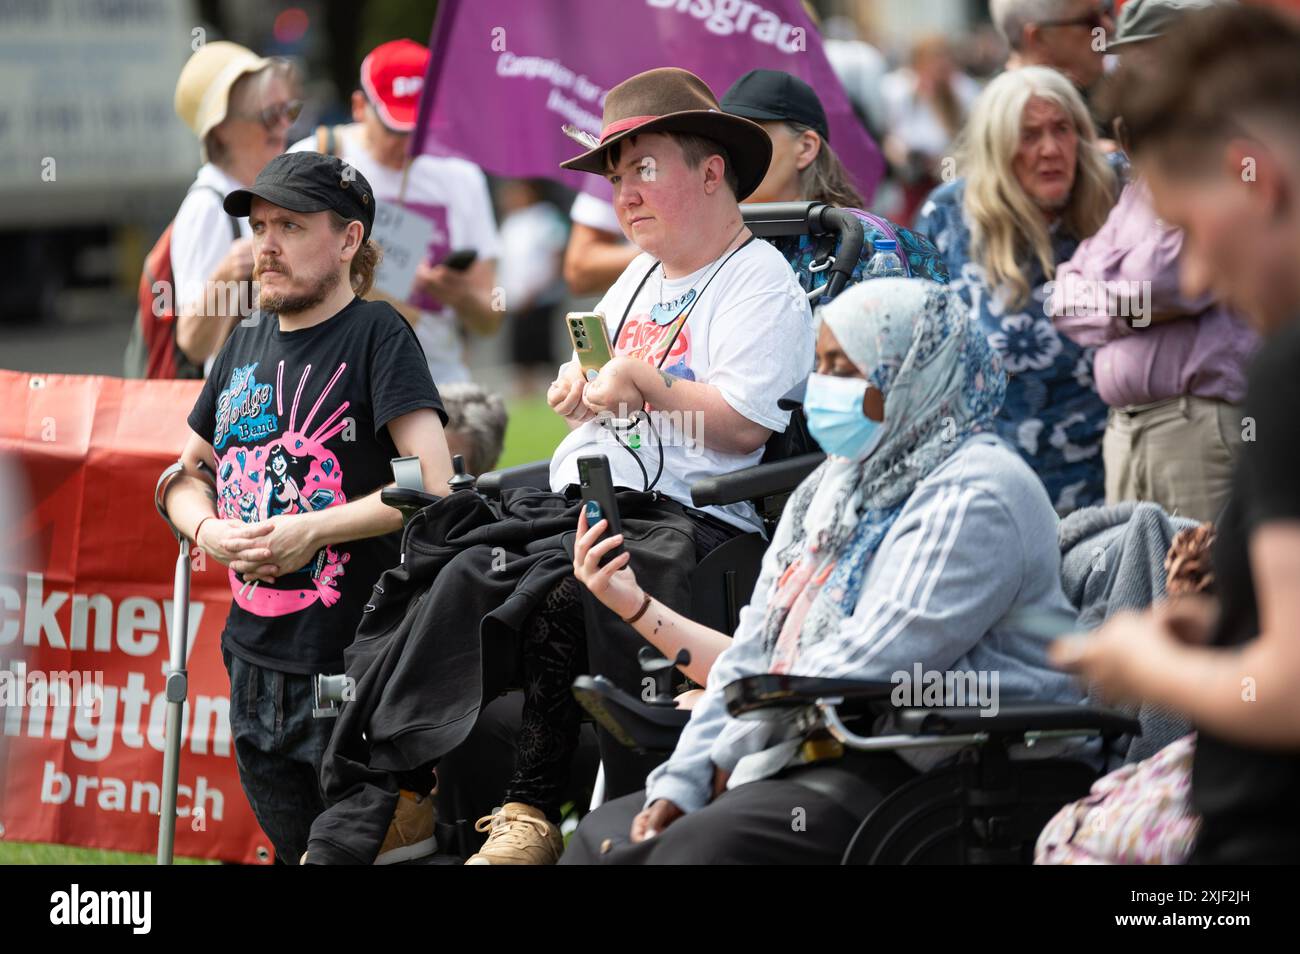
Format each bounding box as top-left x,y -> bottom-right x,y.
866,239 -> 906,278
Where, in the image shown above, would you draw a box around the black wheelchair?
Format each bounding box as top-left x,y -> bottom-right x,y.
389,200 -> 1139,863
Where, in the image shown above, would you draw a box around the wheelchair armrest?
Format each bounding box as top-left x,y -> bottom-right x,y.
381,486 -> 443,525
476,459 -> 550,500
691,453 -> 824,508
572,675 -> 690,754
892,703 -> 1141,740
724,673 -> 895,718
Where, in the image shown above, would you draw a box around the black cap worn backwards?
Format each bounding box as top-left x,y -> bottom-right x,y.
224,151 -> 376,241
721,69 -> 830,144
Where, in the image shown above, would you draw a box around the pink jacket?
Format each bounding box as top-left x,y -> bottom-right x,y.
1050,180 -> 1257,407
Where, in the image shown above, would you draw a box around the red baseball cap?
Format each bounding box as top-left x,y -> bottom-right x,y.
360,39 -> 429,133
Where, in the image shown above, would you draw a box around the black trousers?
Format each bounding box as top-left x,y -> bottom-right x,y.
561,753 -> 917,865
501,507 -> 739,819
222,648 -> 335,864
399,505 -> 740,823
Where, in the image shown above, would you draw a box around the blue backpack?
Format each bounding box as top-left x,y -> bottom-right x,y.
771,209 -> 949,305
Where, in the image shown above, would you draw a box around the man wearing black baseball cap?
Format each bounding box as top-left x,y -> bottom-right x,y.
162,150 -> 454,864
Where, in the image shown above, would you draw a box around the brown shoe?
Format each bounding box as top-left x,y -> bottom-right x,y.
374,789 -> 438,865
464,802 -> 564,865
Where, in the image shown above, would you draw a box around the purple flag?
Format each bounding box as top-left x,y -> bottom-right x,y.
413,0 -> 884,205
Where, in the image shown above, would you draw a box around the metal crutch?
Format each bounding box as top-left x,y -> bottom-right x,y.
153,460 -> 213,865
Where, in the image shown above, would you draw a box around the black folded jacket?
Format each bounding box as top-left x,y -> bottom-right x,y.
306,486 -> 700,864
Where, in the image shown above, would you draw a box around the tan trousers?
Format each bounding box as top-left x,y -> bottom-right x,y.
1103,395 -> 1242,524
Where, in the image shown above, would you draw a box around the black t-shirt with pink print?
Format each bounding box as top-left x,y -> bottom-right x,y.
189,297 -> 445,674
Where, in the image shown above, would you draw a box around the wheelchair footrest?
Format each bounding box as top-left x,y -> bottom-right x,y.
572,675 -> 689,754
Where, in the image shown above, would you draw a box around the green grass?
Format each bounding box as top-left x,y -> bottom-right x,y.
0,841 -> 215,865
496,394 -> 570,470
0,396 -> 568,866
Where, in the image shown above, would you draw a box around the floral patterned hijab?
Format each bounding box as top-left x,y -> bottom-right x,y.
763,278 -> 1007,665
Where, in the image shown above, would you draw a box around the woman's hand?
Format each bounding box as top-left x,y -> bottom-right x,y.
630,799 -> 684,842
216,238 -> 255,284
415,262 -> 474,312
1155,594 -> 1220,646
1050,608 -> 1184,705
711,765 -> 731,800
573,508 -> 644,620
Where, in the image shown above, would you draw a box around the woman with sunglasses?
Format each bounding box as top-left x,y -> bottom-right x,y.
172,42 -> 302,374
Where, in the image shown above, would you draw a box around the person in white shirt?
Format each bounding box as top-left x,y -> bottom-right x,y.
497,179 -> 570,395
171,42 -> 301,374
455,66 -> 815,864
290,39 -> 500,385
820,14 -> 890,140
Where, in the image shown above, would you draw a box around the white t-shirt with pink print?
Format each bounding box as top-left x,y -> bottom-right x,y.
549,237 -> 815,534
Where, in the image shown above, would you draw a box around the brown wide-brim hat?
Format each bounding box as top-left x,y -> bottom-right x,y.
560,67 -> 772,200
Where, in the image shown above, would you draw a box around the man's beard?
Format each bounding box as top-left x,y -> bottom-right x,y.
257,264 -> 341,316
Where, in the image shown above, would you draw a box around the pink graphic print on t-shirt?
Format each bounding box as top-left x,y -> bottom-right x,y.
213,359 -> 352,617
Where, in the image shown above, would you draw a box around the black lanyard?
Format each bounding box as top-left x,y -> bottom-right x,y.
611,236 -> 756,371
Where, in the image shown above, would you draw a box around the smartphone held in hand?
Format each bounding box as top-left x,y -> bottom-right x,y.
578,454 -> 625,565
566,312 -> 615,381
440,248 -> 478,271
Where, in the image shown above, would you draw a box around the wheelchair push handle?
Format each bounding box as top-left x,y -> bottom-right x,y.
739,201 -> 866,304
815,206 -> 865,302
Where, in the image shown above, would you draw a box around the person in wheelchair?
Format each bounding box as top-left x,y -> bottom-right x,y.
303,67 -> 814,866
564,278 -> 1085,864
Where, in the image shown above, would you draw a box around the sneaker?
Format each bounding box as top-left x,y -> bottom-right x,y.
464,802 -> 564,865
374,789 -> 438,865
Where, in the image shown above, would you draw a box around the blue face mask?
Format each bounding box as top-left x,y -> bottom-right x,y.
803,373 -> 884,460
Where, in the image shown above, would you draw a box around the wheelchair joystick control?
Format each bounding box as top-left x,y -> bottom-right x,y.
637,646 -> 691,707
447,454 -> 476,493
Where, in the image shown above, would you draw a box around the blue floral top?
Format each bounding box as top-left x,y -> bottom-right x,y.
916,180 -> 1108,515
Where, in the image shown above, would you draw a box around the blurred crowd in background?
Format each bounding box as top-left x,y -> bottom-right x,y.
0,0 -> 1045,385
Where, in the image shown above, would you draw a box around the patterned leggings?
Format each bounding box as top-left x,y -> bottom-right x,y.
503,509 -> 739,820
503,574 -> 590,819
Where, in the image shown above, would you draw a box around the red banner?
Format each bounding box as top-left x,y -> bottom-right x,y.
0,370 -> 273,863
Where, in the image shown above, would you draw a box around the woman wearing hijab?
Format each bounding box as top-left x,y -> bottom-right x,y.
563,278 -> 1083,864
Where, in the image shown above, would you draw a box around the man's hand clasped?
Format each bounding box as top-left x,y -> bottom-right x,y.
196,512 -> 324,583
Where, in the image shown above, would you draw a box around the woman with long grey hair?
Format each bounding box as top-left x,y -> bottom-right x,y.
917,65 -> 1118,515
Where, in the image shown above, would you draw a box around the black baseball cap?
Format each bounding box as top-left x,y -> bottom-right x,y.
721,69 -> 830,144
224,152 -> 376,241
